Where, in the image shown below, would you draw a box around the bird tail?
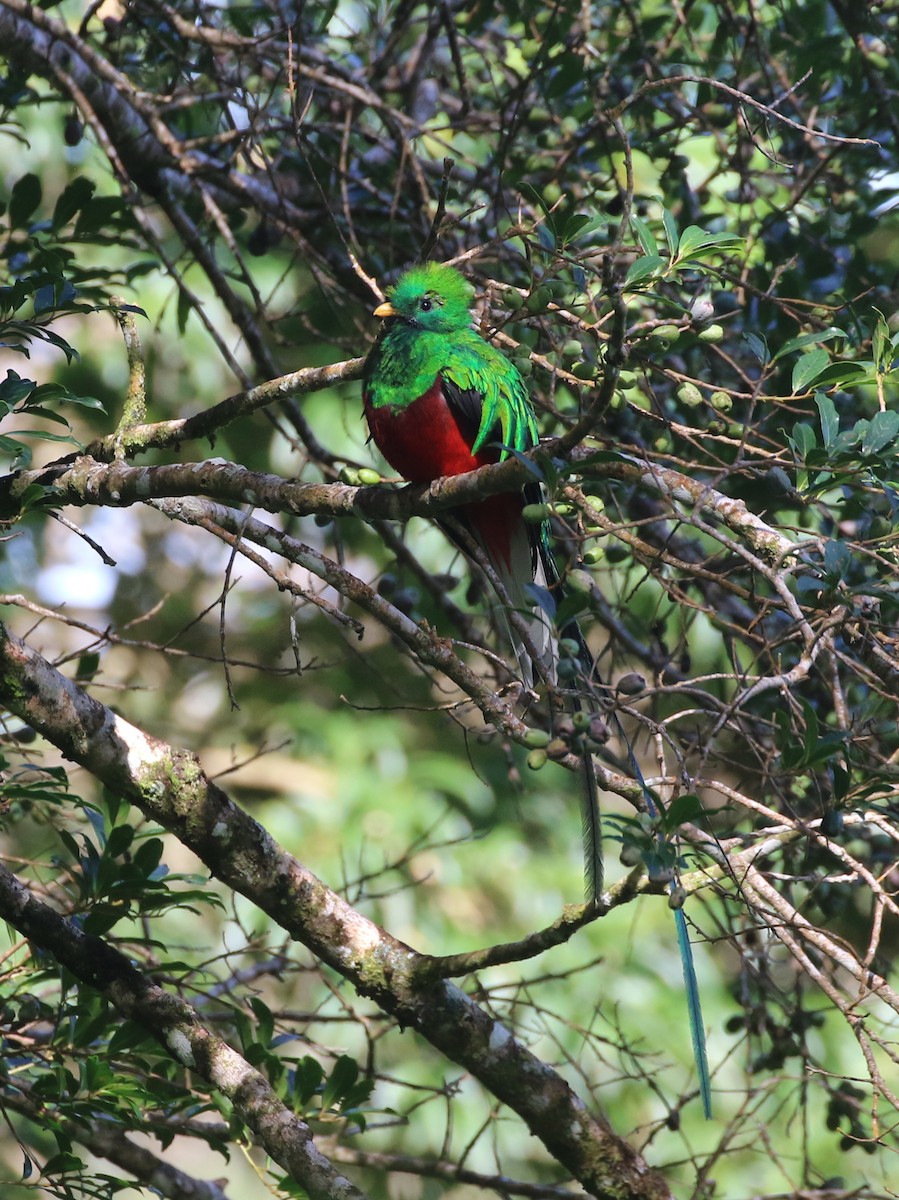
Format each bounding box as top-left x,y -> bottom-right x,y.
533,536 -> 604,904
555,563 -> 712,1117
486,507 -> 711,1116
454,496 -> 604,903
462,494 -> 558,689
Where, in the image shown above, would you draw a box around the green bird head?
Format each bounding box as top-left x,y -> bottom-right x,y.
374,263 -> 474,333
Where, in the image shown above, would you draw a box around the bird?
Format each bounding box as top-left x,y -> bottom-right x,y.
362,261 -> 602,901
362,262 -> 712,1115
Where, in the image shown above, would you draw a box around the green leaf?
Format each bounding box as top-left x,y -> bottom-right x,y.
83,905 -> 125,935
73,194 -> 124,236
72,1009 -> 114,1049
17,482 -> 57,511
814,391 -> 840,448
339,1077 -> 376,1112
29,382 -> 69,403
772,327 -> 847,361
516,179 -> 553,222
0,435 -> 30,463
0,371 -> 36,405
41,1152 -> 86,1178
249,997 -> 275,1048
625,255 -> 666,286
177,289 -> 191,334
293,1056 -> 325,1105
861,409 -> 899,455
75,652 -> 101,682
105,823 -> 135,859
791,348 -> 830,394
789,421 -> 817,457
661,793 -> 705,831
872,309 -> 892,374
823,539 -> 851,581
806,361 -> 871,390
560,213 -> 602,244
322,1055 -> 359,1110
50,391 -> 106,411
676,224 -> 743,259
631,214 -> 659,257
742,332 -> 769,364
133,836 -> 164,876
536,223 -> 556,251
661,207 -> 679,257
20,406 -> 70,428
8,428 -> 78,444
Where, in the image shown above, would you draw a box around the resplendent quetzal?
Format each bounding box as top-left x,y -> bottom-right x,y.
362,262 -> 602,901
362,261 -> 711,1116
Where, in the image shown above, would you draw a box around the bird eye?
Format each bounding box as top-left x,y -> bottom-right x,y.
420,297 -> 432,312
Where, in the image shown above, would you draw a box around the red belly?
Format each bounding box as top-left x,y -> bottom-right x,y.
363,379 -> 492,482
363,380 -> 521,572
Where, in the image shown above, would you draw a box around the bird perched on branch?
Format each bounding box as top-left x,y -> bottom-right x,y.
362,261 -> 602,900
362,262 -> 712,1116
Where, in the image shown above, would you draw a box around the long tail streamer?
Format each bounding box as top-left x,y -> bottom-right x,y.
675,903 -> 713,1118
619,712 -> 713,1119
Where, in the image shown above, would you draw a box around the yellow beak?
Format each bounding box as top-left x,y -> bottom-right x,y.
373,300 -> 396,318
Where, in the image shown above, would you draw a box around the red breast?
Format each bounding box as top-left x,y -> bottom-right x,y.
364,378 -> 494,482
364,378 -> 519,573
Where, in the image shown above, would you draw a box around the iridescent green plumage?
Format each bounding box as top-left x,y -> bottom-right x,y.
365,263 -> 538,461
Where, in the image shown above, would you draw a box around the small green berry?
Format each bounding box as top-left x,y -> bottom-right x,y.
710,390 -> 732,412
522,502 -> 551,523
653,323 -> 681,343
677,382 -> 703,408
527,285 -> 553,313
526,748 -> 548,770
698,323 -> 725,344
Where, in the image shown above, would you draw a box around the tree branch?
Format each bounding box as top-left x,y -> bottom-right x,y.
0,619 -> 674,1200
0,446 -> 798,564
3,1084 -> 230,1200
0,859 -> 367,1200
